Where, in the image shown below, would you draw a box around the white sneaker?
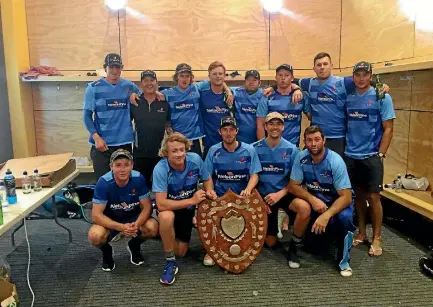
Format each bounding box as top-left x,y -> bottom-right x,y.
203,254 -> 215,266
340,266 -> 353,277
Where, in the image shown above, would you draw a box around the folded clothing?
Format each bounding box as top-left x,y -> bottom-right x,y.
20,66 -> 63,79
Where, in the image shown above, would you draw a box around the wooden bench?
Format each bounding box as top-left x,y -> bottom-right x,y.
381,188 -> 433,220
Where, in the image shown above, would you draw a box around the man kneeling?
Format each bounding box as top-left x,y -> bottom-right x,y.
288,126 -> 355,277
88,149 -> 158,271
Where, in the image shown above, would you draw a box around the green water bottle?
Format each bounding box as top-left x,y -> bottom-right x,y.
0,198 -> 3,226
375,74 -> 385,100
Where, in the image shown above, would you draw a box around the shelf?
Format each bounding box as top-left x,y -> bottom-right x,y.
381,188 -> 433,220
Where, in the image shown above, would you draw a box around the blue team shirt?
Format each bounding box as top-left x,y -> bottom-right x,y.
233,87 -> 265,144
290,148 -> 352,205
83,78 -> 141,146
253,138 -> 299,196
93,170 -> 150,223
300,76 -> 355,139
345,88 -> 396,159
256,91 -> 310,146
152,153 -> 210,206
199,82 -> 231,149
162,84 -> 205,140
204,142 -> 262,197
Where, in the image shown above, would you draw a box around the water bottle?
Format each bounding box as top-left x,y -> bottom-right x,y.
0,180 -> 6,203
22,171 -> 32,194
375,74 -> 385,100
395,174 -> 403,193
33,169 -> 42,191
4,169 -> 17,204
0,198 -> 3,225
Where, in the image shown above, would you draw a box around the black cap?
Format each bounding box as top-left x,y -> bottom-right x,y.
245,70 -> 260,80
104,53 -> 123,67
276,64 -> 294,74
220,116 -> 237,129
141,70 -> 157,81
353,61 -> 372,74
110,149 -> 133,164
175,63 -> 192,74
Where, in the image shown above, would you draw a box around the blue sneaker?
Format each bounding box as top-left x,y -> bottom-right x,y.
160,260 -> 178,285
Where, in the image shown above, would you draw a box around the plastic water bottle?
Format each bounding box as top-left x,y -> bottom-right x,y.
33,169 -> 42,191
4,169 -> 17,204
22,171 -> 32,194
0,198 -> 3,225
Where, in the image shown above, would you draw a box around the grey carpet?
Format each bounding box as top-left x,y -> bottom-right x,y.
1,218 -> 432,307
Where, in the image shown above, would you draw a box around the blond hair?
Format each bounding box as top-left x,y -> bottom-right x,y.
208,61 -> 226,73
158,132 -> 192,157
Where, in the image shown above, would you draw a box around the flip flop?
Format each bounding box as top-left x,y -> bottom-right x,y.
369,244 -> 383,256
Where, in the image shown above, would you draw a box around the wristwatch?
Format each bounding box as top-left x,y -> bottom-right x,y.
377,152 -> 386,159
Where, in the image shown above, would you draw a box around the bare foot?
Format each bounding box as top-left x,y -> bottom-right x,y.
282,215 -> 289,231
369,238 -> 383,256
352,233 -> 367,246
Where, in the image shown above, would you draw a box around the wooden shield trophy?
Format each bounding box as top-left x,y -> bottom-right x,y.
197,189 -> 268,274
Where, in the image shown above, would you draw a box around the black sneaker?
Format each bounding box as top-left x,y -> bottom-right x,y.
419,254 -> 433,277
287,244 -> 300,269
101,244 -> 115,272
127,239 -> 144,265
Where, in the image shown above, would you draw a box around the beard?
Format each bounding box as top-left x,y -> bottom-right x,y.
309,145 -> 324,156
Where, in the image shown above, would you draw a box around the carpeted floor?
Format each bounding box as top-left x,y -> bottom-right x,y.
1,216 -> 432,307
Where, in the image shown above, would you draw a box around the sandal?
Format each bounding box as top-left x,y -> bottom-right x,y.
369,238 -> 383,256
352,234 -> 368,247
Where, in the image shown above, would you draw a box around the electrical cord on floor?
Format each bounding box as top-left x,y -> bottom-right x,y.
23,218 -> 35,307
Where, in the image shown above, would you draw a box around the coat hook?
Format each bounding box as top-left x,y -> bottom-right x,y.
57,84 -> 60,91
76,85 -> 79,90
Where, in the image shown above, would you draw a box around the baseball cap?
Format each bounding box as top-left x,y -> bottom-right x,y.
175,63 -> 192,74
220,116 -> 237,129
353,61 -> 372,73
104,53 -> 123,67
276,64 -> 293,74
245,70 -> 260,80
265,112 -> 285,123
141,70 -> 157,81
110,149 -> 133,163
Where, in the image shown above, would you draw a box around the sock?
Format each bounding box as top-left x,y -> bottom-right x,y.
290,235 -> 303,251
129,236 -> 145,248
165,252 -> 176,262
100,242 -> 112,254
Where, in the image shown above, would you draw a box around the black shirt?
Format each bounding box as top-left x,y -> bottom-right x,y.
130,94 -> 170,158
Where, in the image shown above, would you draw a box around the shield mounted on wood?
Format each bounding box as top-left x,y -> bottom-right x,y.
197,189 -> 268,274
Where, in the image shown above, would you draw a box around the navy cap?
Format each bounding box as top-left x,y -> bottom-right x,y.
110,149 -> 133,163
175,63 -> 192,74
276,64 -> 294,74
245,70 -> 260,80
141,70 -> 157,81
104,53 -> 123,67
220,116 -> 237,129
353,61 -> 372,73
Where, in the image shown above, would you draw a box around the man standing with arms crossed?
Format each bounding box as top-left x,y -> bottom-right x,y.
203,116 -> 262,265
257,64 -> 310,147
345,61 -> 395,256
152,132 -> 212,285
83,53 -> 142,179
253,112 -> 311,268
288,126 -> 355,277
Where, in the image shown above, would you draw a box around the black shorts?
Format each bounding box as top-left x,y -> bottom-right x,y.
133,156 -> 160,187
345,155 -> 384,193
173,208 -> 196,243
90,144 -> 132,180
265,194 -> 296,237
325,138 -> 345,158
190,139 -> 203,158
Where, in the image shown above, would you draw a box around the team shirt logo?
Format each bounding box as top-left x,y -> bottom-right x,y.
282,113 -> 298,121
282,152 -> 287,159
241,106 -> 257,114
107,100 -> 127,108
110,201 -> 139,211
262,164 -> 284,173
306,182 -> 331,193
169,188 -> 196,200
217,172 -> 247,181
206,106 -> 229,114
157,108 -> 165,113
348,111 -> 368,119
175,103 -> 194,110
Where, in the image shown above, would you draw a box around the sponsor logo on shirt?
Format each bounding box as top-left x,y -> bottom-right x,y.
187,170 -> 198,179
317,96 -> 334,102
110,201 -> 139,211
306,182 -> 331,193
262,164 -> 284,173
282,113 -> 298,121
217,172 -> 247,181
206,106 -> 229,114
237,157 -> 246,164
175,103 -> 194,110
241,106 -> 257,114
320,170 -> 332,178
367,100 -> 373,105
282,152 -> 287,160
169,188 -> 196,200
157,108 -> 165,113
129,189 -> 136,196
348,111 -> 368,119
107,100 -> 127,108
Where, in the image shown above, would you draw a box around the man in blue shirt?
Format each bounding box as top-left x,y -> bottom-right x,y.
257,64 -> 310,147
88,149 -> 158,272
253,112 -> 311,268
200,61 -> 235,158
345,61 -> 396,257
203,116 -> 262,265
83,53 -> 141,179
231,70 -> 266,144
152,132 -> 212,285
288,125 -> 355,277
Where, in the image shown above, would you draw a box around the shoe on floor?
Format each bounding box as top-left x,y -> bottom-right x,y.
127,239 -> 144,266
102,244 -> 115,272
203,254 -> 215,266
160,260 -> 178,285
287,244 -> 300,269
